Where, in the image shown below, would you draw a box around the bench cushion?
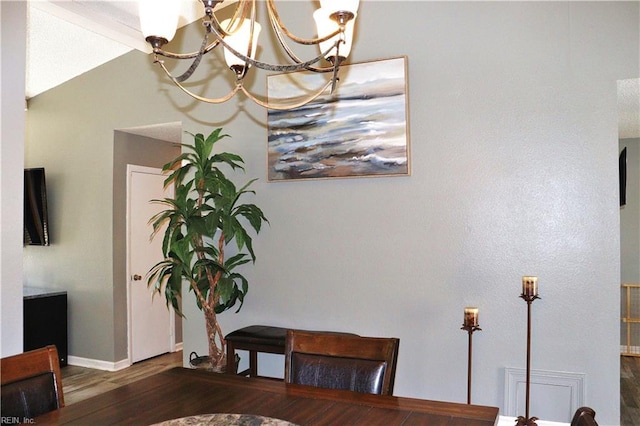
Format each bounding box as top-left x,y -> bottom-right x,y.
226,325 -> 288,347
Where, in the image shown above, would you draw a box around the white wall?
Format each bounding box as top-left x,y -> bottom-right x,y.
0,0 -> 26,357
21,2 -> 638,425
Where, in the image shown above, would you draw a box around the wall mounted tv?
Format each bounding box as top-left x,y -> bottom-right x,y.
24,167 -> 50,246
620,147 -> 627,207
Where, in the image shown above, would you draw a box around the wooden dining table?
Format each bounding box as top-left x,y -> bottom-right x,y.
36,367 -> 499,425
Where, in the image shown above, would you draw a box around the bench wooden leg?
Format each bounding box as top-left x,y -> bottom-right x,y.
226,342 -> 236,375
249,351 -> 258,377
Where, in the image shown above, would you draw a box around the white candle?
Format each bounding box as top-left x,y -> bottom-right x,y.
464,307 -> 479,327
522,276 -> 538,297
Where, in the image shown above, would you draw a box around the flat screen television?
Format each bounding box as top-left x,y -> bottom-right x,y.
620,148 -> 627,207
24,167 -> 50,246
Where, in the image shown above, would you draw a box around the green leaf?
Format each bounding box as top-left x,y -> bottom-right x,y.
212,152 -> 245,171
224,253 -> 250,271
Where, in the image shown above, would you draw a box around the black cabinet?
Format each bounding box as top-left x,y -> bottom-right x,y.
23,287 -> 68,366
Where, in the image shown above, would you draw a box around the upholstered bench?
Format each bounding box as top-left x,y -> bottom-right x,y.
225,325 -> 288,377
225,325 -> 358,378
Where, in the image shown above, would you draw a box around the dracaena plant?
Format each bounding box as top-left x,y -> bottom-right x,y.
148,128 -> 268,371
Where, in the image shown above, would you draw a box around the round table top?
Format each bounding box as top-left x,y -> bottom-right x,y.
151,413 -> 298,426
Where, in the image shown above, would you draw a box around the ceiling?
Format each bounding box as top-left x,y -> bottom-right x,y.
26,1 -> 639,140
26,0 -> 204,140
26,1 -> 204,99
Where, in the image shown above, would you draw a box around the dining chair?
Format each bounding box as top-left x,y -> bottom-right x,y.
284,329 -> 400,396
1,345 -> 65,418
570,406 -> 598,426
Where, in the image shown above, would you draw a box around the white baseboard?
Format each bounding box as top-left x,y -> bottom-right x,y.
67,355 -> 131,372
67,346 -> 183,372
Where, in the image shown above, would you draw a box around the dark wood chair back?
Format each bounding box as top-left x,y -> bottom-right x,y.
284,330 -> 400,396
570,406 -> 598,426
1,345 -> 65,418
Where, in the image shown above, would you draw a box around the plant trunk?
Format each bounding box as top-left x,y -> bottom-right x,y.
204,307 -> 226,371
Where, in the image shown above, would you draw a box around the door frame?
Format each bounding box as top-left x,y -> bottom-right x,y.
126,164 -> 176,365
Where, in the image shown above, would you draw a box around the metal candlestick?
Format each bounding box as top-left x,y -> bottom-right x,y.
461,323 -> 481,404
516,292 -> 540,426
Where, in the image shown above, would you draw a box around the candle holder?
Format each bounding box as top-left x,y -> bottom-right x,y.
461,308 -> 481,405
516,290 -> 540,426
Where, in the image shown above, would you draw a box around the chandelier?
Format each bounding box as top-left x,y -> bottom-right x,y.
139,0 -> 360,110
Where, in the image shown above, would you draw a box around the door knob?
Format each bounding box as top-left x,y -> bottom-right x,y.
133,274 -> 142,281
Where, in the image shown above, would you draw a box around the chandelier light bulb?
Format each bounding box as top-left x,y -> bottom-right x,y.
221,19 -> 262,73
138,0 -> 180,44
314,8 -> 356,62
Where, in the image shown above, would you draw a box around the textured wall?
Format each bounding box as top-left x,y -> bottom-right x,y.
1,0 -> 27,357
21,2 -> 639,424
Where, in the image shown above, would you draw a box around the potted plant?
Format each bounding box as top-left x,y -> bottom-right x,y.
147,128 -> 268,371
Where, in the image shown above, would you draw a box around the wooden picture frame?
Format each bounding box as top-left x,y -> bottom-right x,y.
267,56 -> 410,181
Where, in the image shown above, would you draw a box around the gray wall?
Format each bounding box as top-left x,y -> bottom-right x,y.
0,0 -> 26,357
17,2 -> 639,424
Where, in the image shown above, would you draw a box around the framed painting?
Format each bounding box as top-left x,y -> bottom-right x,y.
267,56 -> 410,181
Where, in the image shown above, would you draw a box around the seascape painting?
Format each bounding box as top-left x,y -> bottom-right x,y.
267,56 -> 410,181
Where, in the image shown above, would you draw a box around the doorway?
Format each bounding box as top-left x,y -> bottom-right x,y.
126,165 -> 175,363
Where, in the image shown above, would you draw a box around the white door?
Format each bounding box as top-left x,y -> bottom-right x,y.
127,165 -> 175,363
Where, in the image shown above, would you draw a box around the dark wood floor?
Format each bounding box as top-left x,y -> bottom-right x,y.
62,352 -> 639,424
61,350 -> 183,405
621,355 -> 640,426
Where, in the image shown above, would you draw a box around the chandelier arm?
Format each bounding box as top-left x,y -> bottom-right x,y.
239,79 -> 333,111
246,0 -> 258,72
159,54 -> 331,109
153,38 -> 221,60
266,0 -> 342,45
206,0 -> 252,39
156,60 -> 241,104
269,19 -> 341,73
208,23 -> 338,72
329,43 -> 342,93
173,30 -> 210,83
